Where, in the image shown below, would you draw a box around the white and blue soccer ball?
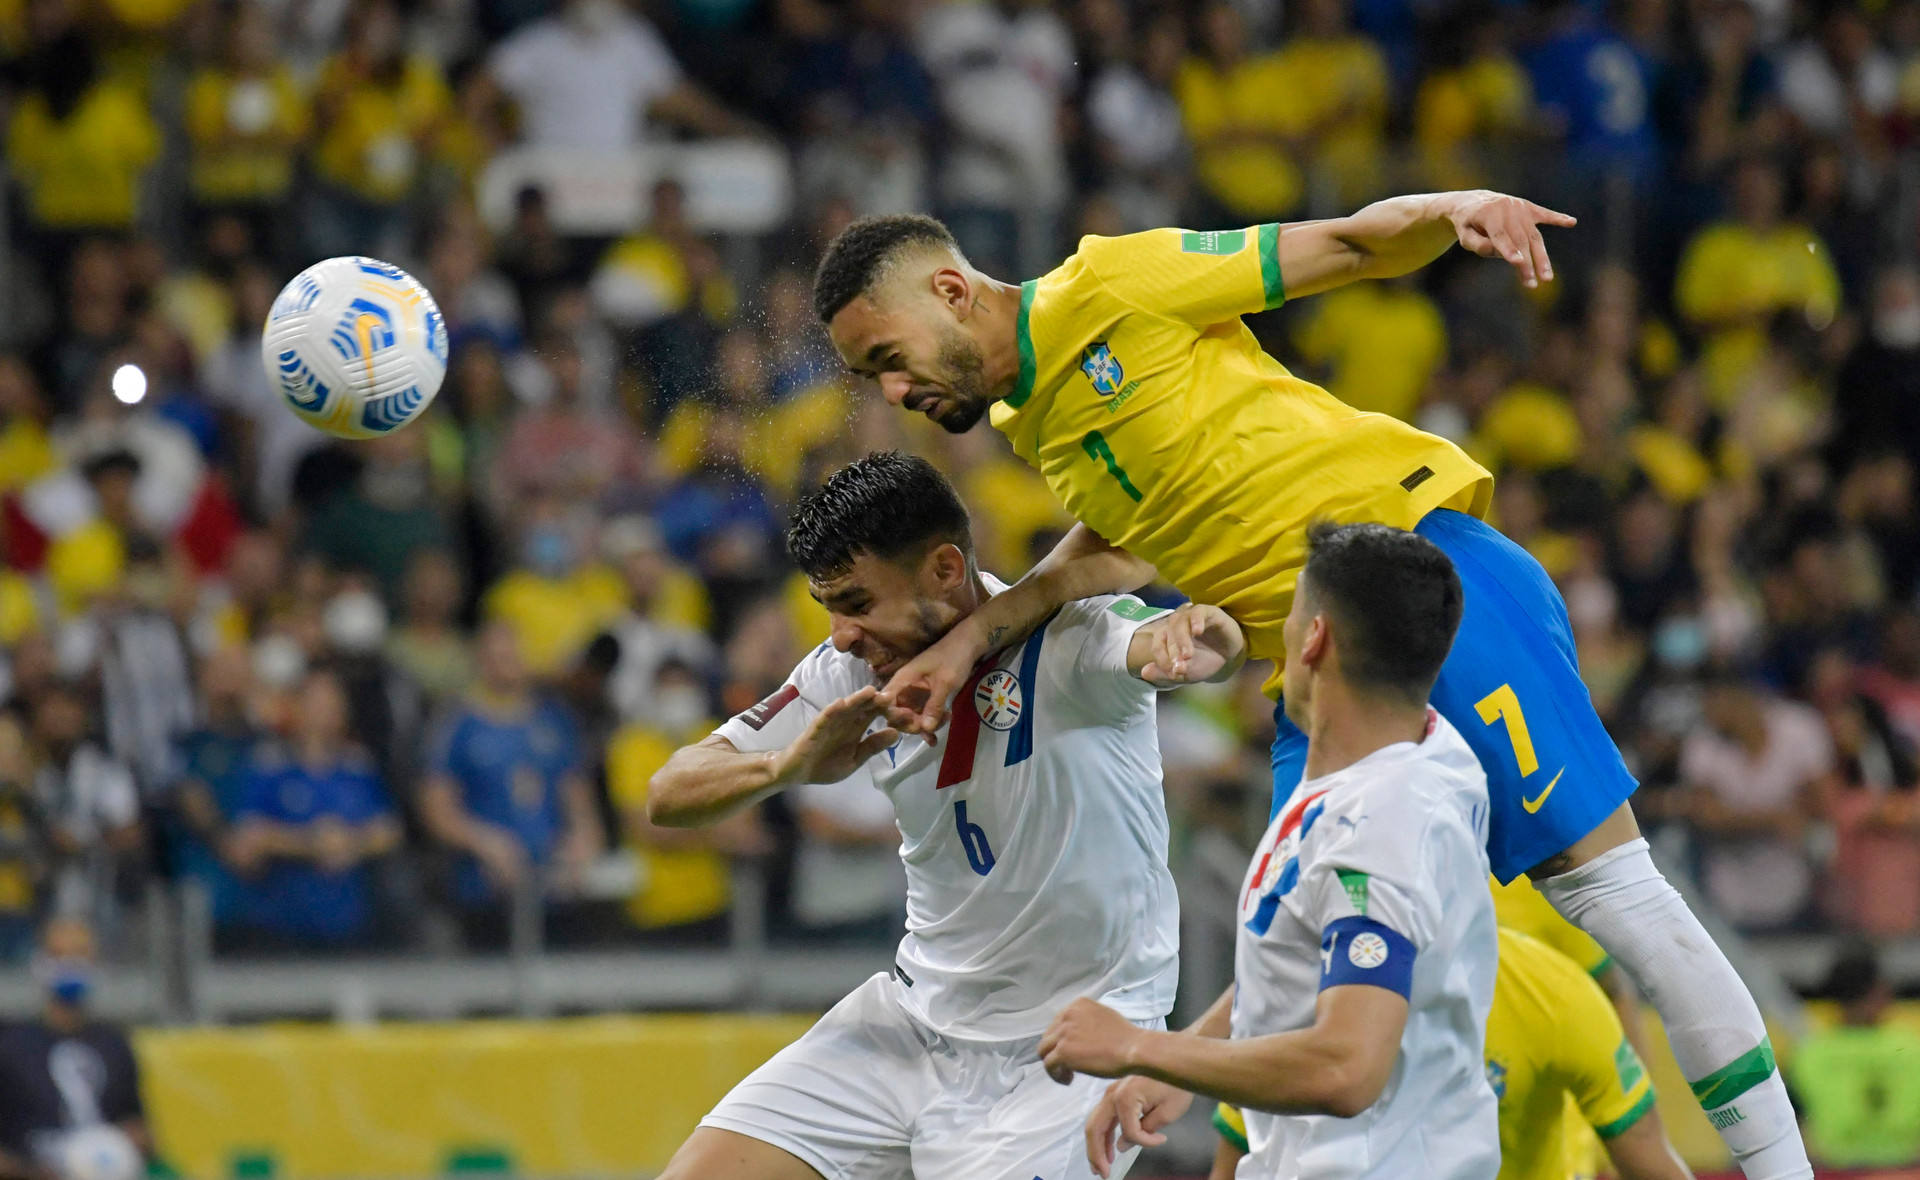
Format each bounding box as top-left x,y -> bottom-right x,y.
261,256 -> 448,439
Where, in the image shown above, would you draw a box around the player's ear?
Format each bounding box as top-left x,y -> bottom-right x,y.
931,267 -> 972,317
1299,613 -> 1330,668
925,542 -> 968,591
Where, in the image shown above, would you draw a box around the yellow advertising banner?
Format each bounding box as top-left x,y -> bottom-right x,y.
135,1014 -> 819,1179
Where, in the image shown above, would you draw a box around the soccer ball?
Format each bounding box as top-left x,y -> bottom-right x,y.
52,1125 -> 142,1180
261,256 -> 448,439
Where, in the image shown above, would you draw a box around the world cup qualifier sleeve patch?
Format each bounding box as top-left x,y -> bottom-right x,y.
737,684 -> 799,731
1319,915 -> 1416,998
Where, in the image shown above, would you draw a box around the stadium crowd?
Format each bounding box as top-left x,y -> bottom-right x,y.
0,0 -> 1915,989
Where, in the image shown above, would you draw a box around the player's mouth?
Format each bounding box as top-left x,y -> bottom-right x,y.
901,389 -> 945,420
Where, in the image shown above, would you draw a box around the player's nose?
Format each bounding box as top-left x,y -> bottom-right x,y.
829,616 -> 862,653
878,373 -> 912,406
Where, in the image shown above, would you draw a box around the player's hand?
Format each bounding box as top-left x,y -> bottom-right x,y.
1041,997 -> 1149,1084
1138,603 -> 1246,686
774,687 -> 899,784
880,622 -> 990,740
1084,1076 -> 1194,1178
1444,191 -> 1577,289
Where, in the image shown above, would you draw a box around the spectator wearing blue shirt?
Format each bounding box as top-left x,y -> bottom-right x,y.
420,621 -> 604,946
1522,0 -> 1658,189
166,646 -> 259,928
224,668 -> 401,949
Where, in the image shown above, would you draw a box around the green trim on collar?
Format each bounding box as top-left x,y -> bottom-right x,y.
1006,280 -> 1038,409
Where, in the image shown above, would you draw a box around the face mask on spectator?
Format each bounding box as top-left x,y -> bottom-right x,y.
524,526 -> 578,578
33,957 -> 94,1007
1653,616 -> 1708,670
1872,304 -> 1920,349
651,686 -> 707,734
323,590 -> 389,655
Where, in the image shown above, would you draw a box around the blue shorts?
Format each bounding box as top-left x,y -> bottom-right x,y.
1270,509 -> 1638,882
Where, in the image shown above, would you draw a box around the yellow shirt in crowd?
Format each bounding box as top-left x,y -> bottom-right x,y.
606,720 -> 730,929
8,82 -> 160,230
659,383 -> 849,494
1175,53 -> 1303,220
1414,56 -> 1533,191
1673,221 -> 1840,407
1267,33 -> 1390,207
184,66 -> 310,204
1292,281 -> 1447,421
990,226 -> 1491,698
311,55 -> 451,203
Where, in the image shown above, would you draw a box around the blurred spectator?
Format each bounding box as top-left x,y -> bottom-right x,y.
601,517 -> 713,724
1413,7 -> 1536,192
493,187 -> 578,328
305,0 -> 453,260
1674,156 -> 1841,406
1861,607 -> 1920,752
1177,2 -> 1299,226
423,204 -> 521,350
301,432 -> 451,604
0,713 -> 48,963
90,536 -> 194,794
0,917 -> 148,1179
1778,5 -> 1898,142
606,657 -> 764,941
483,0 -> 746,150
386,549 -> 476,705
0,359 -> 57,499
918,0 -> 1076,276
165,645 -> 259,932
1808,647 -> 1920,936
419,622 -> 603,944
1520,0 -> 1657,189
1836,267 -> 1920,477
4,0 -> 160,267
320,580 -> 425,800
790,766 -> 903,942
1082,5 -> 1186,231
494,333 -> 647,505
205,260 -> 328,519
1675,672 -> 1834,931
27,685 -> 140,922
224,667 -> 402,949
1292,278 -> 1445,420
1791,941 -> 1920,1168
182,2 -> 310,255
482,498 -> 627,679
1267,0 -> 1390,211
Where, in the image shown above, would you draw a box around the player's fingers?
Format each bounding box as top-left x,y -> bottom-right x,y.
1139,661 -> 1167,686
1086,1098 -> 1119,1178
1455,224 -> 1495,257
1489,224 -> 1535,285
1526,200 -> 1578,227
1525,221 -> 1553,285
856,729 -> 899,760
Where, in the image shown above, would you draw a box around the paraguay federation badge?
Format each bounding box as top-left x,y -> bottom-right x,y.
1080,342 -> 1124,396
974,669 -> 1024,731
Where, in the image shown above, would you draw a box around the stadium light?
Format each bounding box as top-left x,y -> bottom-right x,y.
111,364 -> 148,405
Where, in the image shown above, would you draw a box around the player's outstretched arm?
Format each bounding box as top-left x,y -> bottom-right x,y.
1129,603 -> 1247,687
648,688 -> 898,827
1279,190 -> 1577,298
882,523 -> 1155,736
1043,984 -> 1407,1117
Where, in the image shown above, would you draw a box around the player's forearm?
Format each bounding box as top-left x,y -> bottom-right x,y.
964,524 -> 1154,656
1186,985 -> 1235,1038
648,742 -> 790,827
1123,1023 -> 1388,1118
1280,193 -> 1465,297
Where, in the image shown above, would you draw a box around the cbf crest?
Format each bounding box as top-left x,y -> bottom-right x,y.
974,669 -> 1024,731
1080,342 -> 1124,396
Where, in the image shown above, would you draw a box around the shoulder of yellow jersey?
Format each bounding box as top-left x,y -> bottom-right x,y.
1491,873 -> 1612,976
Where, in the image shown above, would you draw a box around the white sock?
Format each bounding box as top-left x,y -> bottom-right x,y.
1536,839 -> 1812,1180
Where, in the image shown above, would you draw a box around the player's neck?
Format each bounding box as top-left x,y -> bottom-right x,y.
975,277 -> 1026,400
1301,685 -> 1431,780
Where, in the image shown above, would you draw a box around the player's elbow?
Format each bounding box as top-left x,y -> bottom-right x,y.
1308,1041 -> 1396,1118
645,769 -> 698,827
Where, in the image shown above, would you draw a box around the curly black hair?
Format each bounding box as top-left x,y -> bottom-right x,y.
786,451 -> 973,578
1301,522 -> 1463,703
812,214 -> 962,323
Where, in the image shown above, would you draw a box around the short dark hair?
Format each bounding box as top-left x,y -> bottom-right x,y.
813,214 -> 961,323
787,451 -> 973,579
1301,522 -> 1463,703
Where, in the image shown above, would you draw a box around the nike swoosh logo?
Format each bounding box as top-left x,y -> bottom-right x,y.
1522,767 -> 1565,814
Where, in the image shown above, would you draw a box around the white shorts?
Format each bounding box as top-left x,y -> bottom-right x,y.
702,973 -> 1159,1180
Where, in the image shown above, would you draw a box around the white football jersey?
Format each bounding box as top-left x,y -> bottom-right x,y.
716,579 -> 1181,1042
1231,712 -> 1499,1180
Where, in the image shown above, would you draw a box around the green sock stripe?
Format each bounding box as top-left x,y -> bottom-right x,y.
1689,1040 -> 1777,1110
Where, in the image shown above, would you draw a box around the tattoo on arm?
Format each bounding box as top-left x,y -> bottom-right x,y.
986,626 -> 1008,649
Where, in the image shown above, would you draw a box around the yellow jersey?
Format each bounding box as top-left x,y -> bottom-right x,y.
1211,929 -> 1654,1180
990,227 -> 1493,697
